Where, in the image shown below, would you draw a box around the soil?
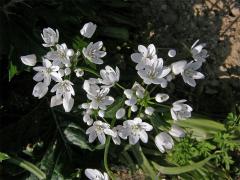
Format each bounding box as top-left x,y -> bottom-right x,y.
134,0 -> 240,118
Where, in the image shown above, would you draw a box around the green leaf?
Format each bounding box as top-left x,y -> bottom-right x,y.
105,97 -> 125,119
6,157 -> 46,179
100,27 -> 129,40
72,36 -> 88,51
9,61 -> 18,81
0,152 -> 10,162
152,155 -> 214,175
171,118 -> 226,140
132,144 -> 156,180
64,123 -> 93,151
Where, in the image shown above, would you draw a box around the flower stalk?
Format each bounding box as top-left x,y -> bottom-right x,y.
104,118 -> 117,180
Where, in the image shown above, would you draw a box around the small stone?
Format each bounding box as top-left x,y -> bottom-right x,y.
231,7 -> 240,17
219,65 -> 227,72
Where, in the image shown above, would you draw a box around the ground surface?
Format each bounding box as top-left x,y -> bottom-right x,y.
134,0 -> 240,118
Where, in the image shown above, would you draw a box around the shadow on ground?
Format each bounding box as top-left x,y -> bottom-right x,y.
131,0 -> 240,119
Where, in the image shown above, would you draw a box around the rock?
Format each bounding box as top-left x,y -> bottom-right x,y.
231,7 -> 240,17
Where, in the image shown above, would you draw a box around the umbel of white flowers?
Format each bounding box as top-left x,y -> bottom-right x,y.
20,22 -> 208,158
20,23 -> 108,112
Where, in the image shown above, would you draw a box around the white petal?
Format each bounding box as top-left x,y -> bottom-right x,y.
33,72 -> 44,82
169,125 -> 185,138
192,72 -> 204,79
85,169 -> 102,179
171,60 -> 187,75
131,53 -> 142,63
116,108 -> 126,119
129,135 -> 139,145
145,107 -> 154,115
141,122 -> 153,131
98,133 -> 106,144
124,89 -> 133,99
98,110 -> 105,118
171,109 -> 178,121
51,72 -> 62,82
89,132 -> 97,143
139,131 -> 148,143
21,54 -> 37,66
80,22 -> 97,38
131,105 -> 138,112
155,93 -> 169,103
64,68 -> 71,76
63,96 -> 74,112
32,82 -> 48,99
50,95 -> 62,107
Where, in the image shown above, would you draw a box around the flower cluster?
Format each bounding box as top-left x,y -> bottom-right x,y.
21,22 -> 106,112
21,22 -> 208,179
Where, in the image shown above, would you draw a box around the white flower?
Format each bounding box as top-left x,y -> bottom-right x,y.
83,78 -> 101,95
99,66 -> 120,88
155,93 -> 169,103
82,41 -> 106,64
138,58 -> 170,87
33,58 -> 61,86
46,43 -> 74,67
20,54 -> 37,66
74,68 -> 84,77
131,44 -> 157,70
169,125 -> 185,138
191,39 -> 208,64
168,49 -> 176,58
32,82 -> 48,99
123,118 -> 153,145
124,82 -> 145,112
116,108 -> 126,119
112,125 -> 125,145
171,100 -> 192,120
50,79 -> 75,112
132,82 -> 145,99
80,22 -> 97,38
171,60 -> 204,87
171,60 -> 187,75
181,61 -> 204,87
82,108 -> 94,125
87,88 -> 114,110
86,121 -> 115,144
155,132 -> 174,153
41,27 -> 59,47
145,106 -> 154,116
85,169 -> 108,180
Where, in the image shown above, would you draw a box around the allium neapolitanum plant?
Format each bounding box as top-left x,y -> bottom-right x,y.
19,22 -> 211,179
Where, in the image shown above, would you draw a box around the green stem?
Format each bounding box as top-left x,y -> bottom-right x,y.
149,85 -> 158,94
51,109 -> 72,159
79,66 -> 100,77
104,118 -> 117,180
132,144 -> 156,179
116,83 -> 125,90
7,157 -> 46,180
153,102 -> 170,109
127,107 -> 132,119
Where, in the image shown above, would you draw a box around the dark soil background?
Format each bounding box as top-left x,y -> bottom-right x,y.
134,0 -> 240,119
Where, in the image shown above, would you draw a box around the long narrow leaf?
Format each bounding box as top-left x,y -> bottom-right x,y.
152,156 -> 214,175
7,157 -> 46,179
